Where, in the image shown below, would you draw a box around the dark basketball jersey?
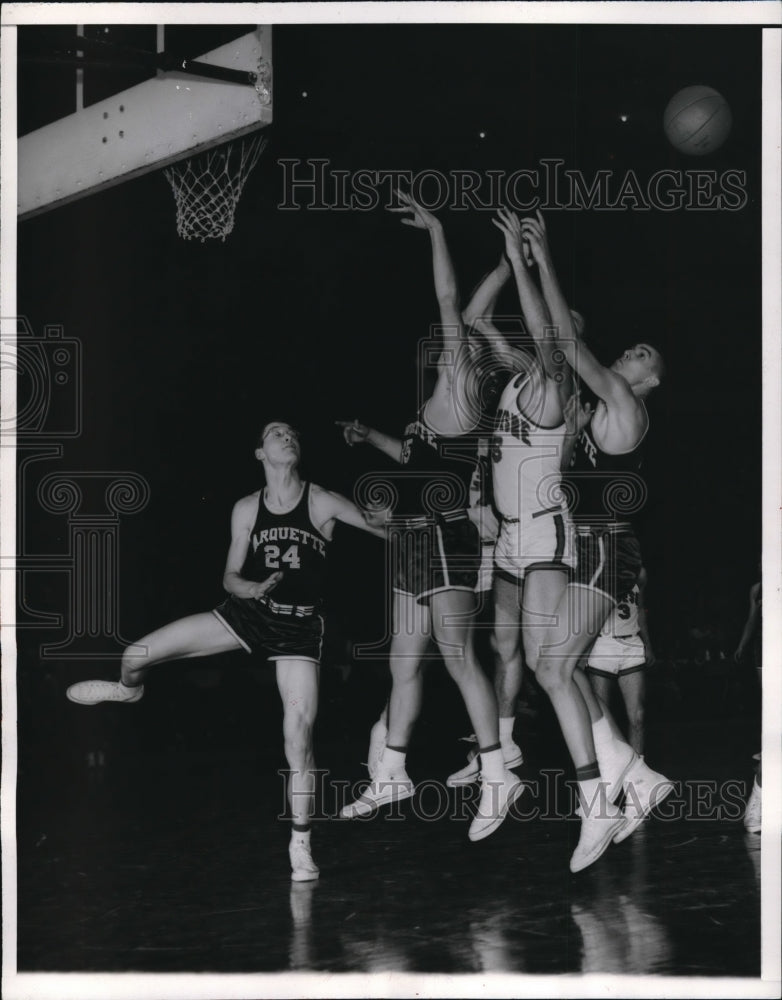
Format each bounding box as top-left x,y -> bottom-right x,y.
241,482 -> 328,607
397,407 -> 475,518
567,424 -> 645,523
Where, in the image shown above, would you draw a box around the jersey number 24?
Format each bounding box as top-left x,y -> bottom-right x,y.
264,544 -> 301,569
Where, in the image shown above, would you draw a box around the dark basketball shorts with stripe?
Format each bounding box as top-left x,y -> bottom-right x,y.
392,515 -> 480,605
493,504 -> 575,584
213,595 -> 324,663
571,523 -> 642,604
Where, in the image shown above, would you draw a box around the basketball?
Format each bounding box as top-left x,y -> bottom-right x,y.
663,85 -> 732,155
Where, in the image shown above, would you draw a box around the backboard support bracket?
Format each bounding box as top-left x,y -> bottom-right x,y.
18,25 -> 272,220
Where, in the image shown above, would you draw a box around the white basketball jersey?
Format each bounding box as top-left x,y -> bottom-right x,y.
492,371 -> 568,520
601,584 -> 641,637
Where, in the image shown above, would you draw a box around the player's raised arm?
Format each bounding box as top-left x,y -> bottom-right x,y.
491,208 -> 565,383
222,495 -> 283,599
389,189 -> 462,332
335,419 -> 403,463
310,483 -> 388,539
389,191 -> 478,431
462,256 -> 511,334
518,212 -> 573,337
462,253 -> 530,373
520,212 -> 626,407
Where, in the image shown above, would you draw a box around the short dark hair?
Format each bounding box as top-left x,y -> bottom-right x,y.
257,421 -> 299,448
648,345 -> 666,384
636,343 -> 666,384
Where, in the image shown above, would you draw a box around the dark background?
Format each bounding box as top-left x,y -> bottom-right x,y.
15,22 -> 764,748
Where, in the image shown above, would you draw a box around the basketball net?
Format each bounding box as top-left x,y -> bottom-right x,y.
164,55 -> 271,242
164,132 -> 268,242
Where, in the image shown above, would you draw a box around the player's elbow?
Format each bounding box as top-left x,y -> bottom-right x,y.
557,338 -> 577,364
363,508 -> 390,534
462,306 -> 484,330
439,297 -> 461,321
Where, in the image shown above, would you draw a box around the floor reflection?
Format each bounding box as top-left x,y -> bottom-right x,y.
17,726 -> 762,978
570,830 -> 672,974
466,905 -> 524,972
289,881 -> 317,970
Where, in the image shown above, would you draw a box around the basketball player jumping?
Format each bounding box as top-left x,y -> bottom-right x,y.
519,210 -> 673,872
448,207 -> 578,790
66,421 -> 386,882
336,192 -> 524,841
356,262 -> 531,792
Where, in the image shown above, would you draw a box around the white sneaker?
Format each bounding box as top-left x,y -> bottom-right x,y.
613,756 -> 675,844
289,840 -> 320,882
447,737 -> 524,787
66,680 -> 144,705
502,740 -> 524,769
570,802 -> 627,872
365,718 -> 388,780
340,771 -> 415,819
468,770 -> 525,842
744,779 -> 761,834
596,743 -> 638,804
447,748 -> 481,787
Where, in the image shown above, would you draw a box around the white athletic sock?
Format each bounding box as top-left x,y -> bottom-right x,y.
592,715 -> 630,758
499,717 -> 515,744
379,747 -> 406,776
291,828 -> 311,847
118,679 -> 141,694
479,747 -> 506,782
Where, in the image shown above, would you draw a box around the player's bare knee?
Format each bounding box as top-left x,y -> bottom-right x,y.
494,632 -> 521,669
389,659 -> 424,683
535,657 -> 567,694
120,644 -> 148,684
440,651 -> 479,685
283,699 -> 315,734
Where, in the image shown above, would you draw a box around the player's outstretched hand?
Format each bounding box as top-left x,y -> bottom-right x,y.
388,189 -> 441,231
520,209 -> 553,269
491,208 -> 532,265
335,419 -> 370,446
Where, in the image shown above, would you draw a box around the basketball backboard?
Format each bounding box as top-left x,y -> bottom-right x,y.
16,24 -> 272,219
